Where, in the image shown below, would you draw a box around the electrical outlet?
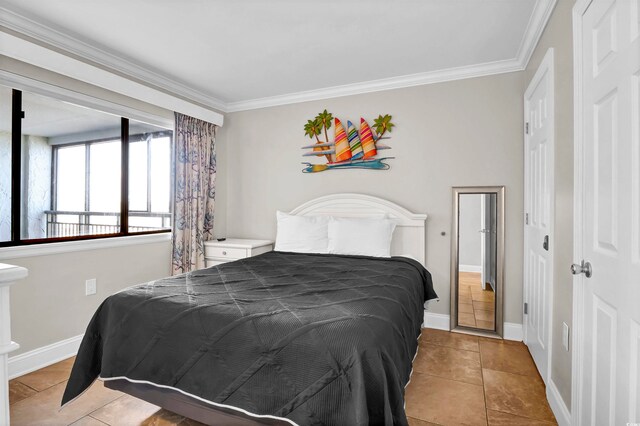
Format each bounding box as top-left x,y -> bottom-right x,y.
85,278 -> 97,296
562,322 -> 570,351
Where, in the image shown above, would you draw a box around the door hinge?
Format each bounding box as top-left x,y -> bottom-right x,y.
525,122 -> 530,134
525,213 -> 529,225
524,302 -> 528,315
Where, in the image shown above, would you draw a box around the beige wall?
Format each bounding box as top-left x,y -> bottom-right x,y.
6,241 -> 171,355
524,0 -> 574,408
216,72 -> 525,324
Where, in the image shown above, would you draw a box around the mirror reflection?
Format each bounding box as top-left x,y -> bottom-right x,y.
457,193 -> 497,331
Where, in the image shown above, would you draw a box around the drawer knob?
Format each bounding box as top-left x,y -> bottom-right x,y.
222,251 -> 227,255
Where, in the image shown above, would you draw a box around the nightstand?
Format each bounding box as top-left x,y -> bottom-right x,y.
203,238 -> 274,267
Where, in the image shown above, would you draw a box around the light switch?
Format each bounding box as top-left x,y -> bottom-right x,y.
85,278 -> 97,296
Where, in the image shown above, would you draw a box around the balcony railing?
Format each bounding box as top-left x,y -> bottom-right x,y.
45,210 -> 171,238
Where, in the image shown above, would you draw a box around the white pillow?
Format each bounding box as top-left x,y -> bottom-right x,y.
274,211 -> 329,253
327,217 -> 397,257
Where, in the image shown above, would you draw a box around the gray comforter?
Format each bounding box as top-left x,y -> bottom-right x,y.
62,251 -> 436,425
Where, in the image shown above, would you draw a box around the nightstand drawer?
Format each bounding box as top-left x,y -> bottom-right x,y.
201,239 -> 273,271
205,259 -> 228,268
205,246 -> 248,259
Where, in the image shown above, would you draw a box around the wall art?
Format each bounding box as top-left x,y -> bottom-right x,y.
302,110 -> 394,173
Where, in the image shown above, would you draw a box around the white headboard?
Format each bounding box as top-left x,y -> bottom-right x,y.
289,193 -> 427,265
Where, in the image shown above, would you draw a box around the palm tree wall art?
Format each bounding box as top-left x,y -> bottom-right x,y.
301,110 -> 395,173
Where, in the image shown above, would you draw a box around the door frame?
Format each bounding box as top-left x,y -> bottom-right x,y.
523,47 -> 555,385
571,0 -> 592,423
480,194 -> 487,290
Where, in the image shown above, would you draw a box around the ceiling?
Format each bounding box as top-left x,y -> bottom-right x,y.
0,0 -> 553,112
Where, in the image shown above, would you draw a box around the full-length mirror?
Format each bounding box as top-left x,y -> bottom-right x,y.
451,186 -> 504,337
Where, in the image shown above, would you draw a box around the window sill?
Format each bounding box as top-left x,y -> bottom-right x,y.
0,232 -> 171,260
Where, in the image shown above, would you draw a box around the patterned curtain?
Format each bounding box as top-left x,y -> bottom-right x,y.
171,113 -> 217,274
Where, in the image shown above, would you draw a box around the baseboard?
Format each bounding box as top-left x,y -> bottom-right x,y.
458,264 -> 482,273
8,334 -> 83,379
423,312 -> 524,342
503,322 -> 524,341
423,312 -> 450,330
547,378 -> 571,426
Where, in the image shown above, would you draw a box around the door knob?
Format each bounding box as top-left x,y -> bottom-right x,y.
571,260 -> 592,278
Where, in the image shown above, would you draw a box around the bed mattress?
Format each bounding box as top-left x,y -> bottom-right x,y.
62,251 -> 436,425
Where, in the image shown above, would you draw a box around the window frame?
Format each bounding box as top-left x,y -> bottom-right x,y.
0,89 -> 174,248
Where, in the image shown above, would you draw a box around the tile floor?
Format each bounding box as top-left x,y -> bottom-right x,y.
458,271 -> 496,330
406,329 -> 557,425
9,329 -> 557,425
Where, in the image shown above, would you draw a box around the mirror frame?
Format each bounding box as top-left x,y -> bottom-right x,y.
450,186 -> 505,338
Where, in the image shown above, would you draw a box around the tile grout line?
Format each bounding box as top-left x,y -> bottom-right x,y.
25,378 -> 69,394
415,370 -> 484,388
485,407 -> 557,425
415,338 -> 487,396
414,338 -> 485,388
420,333 -> 481,353
479,367 -> 559,424
87,393 -> 126,419
478,342 -> 490,426
8,382 -> 43,406
481,366 -> 543,379
11,357 -> 76,397
12,378 -> 40,393
88,414 -> 111,425
408,415 -> 446,426
70,391 -> 124,426
420,342 -> 481,354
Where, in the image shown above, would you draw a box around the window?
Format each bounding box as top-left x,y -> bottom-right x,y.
0,86 -> 12,243
0,86 -> 173,247
127,122 -> 172,232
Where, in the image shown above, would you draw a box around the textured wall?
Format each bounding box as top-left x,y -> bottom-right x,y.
216,72 -> 525,324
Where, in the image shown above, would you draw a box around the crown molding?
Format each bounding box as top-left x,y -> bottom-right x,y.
0,0 -> 556,114
226,58 -> 523,112
226,0 -> 557,112
516,0 -> 558,68
0,6 -> 227,112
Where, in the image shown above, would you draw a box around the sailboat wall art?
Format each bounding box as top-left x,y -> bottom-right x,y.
302,109 -> 395,173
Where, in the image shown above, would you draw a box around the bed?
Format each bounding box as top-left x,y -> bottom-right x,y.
61,194 -> 436,425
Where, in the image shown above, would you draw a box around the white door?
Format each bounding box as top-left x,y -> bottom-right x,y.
573,0 -> 640,424
524,48 -> 555,383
